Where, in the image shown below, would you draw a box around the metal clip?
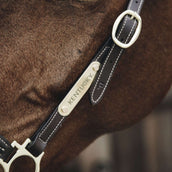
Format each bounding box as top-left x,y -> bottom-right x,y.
0,139 -> 44,172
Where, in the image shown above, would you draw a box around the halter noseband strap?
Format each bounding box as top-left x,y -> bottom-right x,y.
0,0 -> 145,171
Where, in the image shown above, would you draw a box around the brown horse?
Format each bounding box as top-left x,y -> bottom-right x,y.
0,0 -> 171,171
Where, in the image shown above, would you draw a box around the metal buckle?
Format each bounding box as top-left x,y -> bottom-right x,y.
0,139 -> 44,172
112,10 -> 142,49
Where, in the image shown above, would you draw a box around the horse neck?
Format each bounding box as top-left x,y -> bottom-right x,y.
0,0 -> 125,170
0,0 -> 171,171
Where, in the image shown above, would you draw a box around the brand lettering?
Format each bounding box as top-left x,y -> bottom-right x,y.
67,73 -> 93,105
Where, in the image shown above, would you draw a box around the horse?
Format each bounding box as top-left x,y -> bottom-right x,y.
0,0 -> 171,171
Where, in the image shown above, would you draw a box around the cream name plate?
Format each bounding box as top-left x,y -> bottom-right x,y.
58,61 -> 100,116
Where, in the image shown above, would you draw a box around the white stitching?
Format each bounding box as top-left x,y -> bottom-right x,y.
38,49 -> 110,142
0,147 -> 5,151
39,137 -> 47,144
91,14 -> 128,103
116,15 -> 129,40
91,13 -> 128,103
125,0 -> 144,43
38,0 -> 144,143
125,20 -> 137,44
45,117 -> 65,143
39,110 -> 59,139
128,0 -> 135,9
91,47 -> 123,104
91,0 -> 143,103
96,47 -> 109,61
0,138 -> 8,147
91,44 -> 116,103
137,0 -> 144,13
39,109 -> 65,143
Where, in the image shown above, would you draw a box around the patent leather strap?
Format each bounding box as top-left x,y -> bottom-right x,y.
90,0 -> 144,105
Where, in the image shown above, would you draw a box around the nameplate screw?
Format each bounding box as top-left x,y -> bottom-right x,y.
92,64 -> 99,72
61,106 -> 69,113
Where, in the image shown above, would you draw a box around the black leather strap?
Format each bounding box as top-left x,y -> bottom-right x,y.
27,0 -> 145,157
0,135 -> 14,162
89,0 -> 144,105
0,0 -> 145,160
27,108 -> 65,157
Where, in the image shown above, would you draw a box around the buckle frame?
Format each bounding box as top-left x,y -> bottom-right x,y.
0,139 -> 44,172
112,10 -> 142,49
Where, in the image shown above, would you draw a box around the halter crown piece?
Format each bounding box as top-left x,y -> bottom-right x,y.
0,0 -> 144,171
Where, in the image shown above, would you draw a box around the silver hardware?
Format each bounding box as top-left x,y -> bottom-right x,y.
0,139 -> 44,172
112,10 -> 142,48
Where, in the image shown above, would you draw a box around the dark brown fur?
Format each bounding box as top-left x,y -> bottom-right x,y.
0,0 -> 171,171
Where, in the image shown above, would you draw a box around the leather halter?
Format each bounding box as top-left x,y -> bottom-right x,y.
0,0 -> 144,171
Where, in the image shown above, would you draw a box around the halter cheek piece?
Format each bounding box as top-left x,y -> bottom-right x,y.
0,0 -> 144,171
